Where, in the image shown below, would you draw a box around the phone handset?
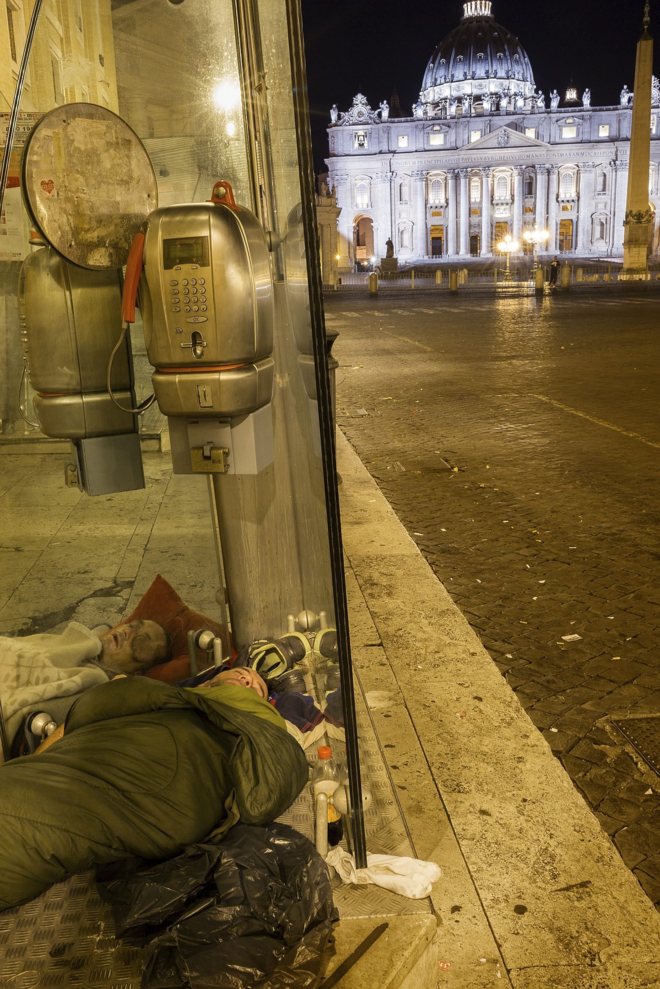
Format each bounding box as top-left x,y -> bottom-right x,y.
109,229 -> 154,414
121,230 -> 145,324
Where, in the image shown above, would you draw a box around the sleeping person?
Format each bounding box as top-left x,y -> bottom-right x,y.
0,618 -> 170,756
0,669 -> 308,911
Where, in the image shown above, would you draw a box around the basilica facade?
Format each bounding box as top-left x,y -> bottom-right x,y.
325,1 -> 660,268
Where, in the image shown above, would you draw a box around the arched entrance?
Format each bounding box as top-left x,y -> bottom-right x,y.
354,215 -> 375,270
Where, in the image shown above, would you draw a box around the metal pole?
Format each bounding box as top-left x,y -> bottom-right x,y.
0,0 -> 45,218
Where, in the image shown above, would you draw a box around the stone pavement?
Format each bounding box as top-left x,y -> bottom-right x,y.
328,285 -> 660,909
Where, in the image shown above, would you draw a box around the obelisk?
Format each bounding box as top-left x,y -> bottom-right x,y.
622,1 -> 654,278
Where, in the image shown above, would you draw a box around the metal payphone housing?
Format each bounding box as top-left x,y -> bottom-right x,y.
18,247 -> 145,495
140,200 -> 275,475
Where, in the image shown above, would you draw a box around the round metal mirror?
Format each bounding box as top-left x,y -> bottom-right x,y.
21,103 -> 158,270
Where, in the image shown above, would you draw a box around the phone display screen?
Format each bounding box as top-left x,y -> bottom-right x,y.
162,236 -> 210,269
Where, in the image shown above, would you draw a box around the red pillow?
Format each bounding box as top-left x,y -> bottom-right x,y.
123,574 -> 227,683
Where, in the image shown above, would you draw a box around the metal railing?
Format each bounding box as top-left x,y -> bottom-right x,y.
325,259 -> 660,294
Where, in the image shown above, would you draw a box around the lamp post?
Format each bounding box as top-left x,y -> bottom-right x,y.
523,227 -> 550,270
497,233 -> 519,279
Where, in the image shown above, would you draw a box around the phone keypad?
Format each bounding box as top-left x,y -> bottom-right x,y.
168,274 -> 210,318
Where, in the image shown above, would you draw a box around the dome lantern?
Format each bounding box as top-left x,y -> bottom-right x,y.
463,1 -> 493,18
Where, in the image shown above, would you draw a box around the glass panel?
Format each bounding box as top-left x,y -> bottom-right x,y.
1,0 -> 365,870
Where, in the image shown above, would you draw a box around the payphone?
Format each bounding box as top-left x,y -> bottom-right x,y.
18,248 -> 144,495
124,180 -> 275,477
17,102 -> 158,495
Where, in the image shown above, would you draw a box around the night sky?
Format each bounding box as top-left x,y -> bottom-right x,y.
301,0 -> 659,170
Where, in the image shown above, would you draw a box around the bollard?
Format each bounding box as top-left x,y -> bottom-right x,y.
368,272 -> 378,296
576,267 -> 583,282
411,270 -> 415,290
534,267 -> 544,292
435,269 -> 442,286
560,264 -> 571,288
449,269 -> 459,292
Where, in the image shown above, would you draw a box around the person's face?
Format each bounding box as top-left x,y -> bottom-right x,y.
99,620 -> 168,672
197,667 -> 268,700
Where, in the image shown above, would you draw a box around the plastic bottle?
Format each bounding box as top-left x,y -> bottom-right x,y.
310,745 -> 344,848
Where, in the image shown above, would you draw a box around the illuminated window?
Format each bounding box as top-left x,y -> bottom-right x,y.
524,171 -> 534,196
525,127 -> 536,139
428,176 -> 445,204
470,130 -> 482,143
398,135 -> 409,148
495,173 -> 509,199
355,180 -> 370,209
561,125 -> 577,139
598,123 -> 610,137
355,131 -> 367,149
558,218 -> 574,252
560,170 -> 576,197
470,176 -> 481,202
429,132 -> 445,146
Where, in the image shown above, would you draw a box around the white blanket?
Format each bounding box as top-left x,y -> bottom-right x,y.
0,622 -> 110,753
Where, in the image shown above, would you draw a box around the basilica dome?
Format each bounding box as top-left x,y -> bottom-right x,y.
420,1 -> 536,108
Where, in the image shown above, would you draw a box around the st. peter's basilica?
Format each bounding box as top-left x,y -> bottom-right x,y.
325,1 -> 660,268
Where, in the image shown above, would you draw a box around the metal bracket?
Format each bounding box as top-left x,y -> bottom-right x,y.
190,443 -> 230,474
64,462 -> 80,488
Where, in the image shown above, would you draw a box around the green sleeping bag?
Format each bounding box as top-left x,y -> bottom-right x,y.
0,677 -> 309,910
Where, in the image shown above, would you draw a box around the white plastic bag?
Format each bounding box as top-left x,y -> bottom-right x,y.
325,846 -> 441,899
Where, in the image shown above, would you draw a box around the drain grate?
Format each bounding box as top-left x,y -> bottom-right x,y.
612,716 -> 660,775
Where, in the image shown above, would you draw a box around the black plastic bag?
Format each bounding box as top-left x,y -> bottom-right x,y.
97,823 -> 338,988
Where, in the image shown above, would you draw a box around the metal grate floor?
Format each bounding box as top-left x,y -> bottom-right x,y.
612,715 -> 660,776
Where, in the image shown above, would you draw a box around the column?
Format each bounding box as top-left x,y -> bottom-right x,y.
611,159 -> 628,255
447,170 -> 457,256
577,163 -> 596,255
535,165 -> 549,231
512,167 -> 523,246
374,171 -> 393,258
413,171 -> 427,259
547,166 -> 559,252
459,168 -> 469,256
332,171 -> 353,266
480,168 -> 492,255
